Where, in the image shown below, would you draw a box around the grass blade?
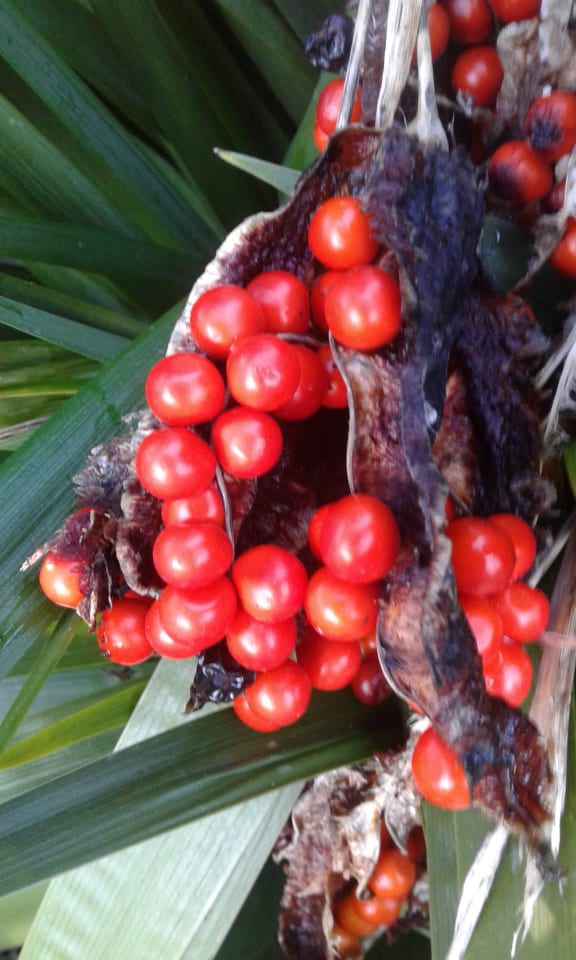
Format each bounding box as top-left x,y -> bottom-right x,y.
0,689 -> 402,897
214,149 -> 300,194
0,297 -> 129,360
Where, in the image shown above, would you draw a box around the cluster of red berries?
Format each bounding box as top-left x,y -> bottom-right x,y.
39,192 -> 404,731
314,1 -> 576,278
331,820 -> 423,950
410,508 -> 549,810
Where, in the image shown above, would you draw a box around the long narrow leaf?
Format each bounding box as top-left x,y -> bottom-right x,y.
0,690 -> 402,897
0,297 -> 129,360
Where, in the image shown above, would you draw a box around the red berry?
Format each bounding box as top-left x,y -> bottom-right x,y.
443,0 -> 493,45
488,140 -> 553,204
157,578 -> 237,651
310,270 -> 341,332
367,847 -> 417,900
351,893 -> 404,928
274,344 -> 328,421
315,78 -> 362,137
489,513 -> 536,579
232,545 -> 308,622
161,485 -> 226,527
459,593 -> 503,663
495,581 -> 549,643
351,651 -> 391,705
411,727 -> 471,809
189,284 -> 265,360
145,601 -> 197,659
305,567 -> 380,641
152,522 -> 233,589
145,353 -> 225,426
246,660 -> 312,726
550,218 -> 576,278
212,407 -> 283,478
483,637 -> 533,706
308,196 -> 379,271
524,90 -> 576,164
316,343 -> 348,408
232,693 -> 283,732
313,122 -> 329,152
297,627 -> 362,690
489,0 -> 540,21
39,552 -> 85,608
428,3 -> 451,60
135,427 -> 216,501
451,46 -> 503,108
324,265 -> 402,351
446,516 -> 515,596
226,608 -> 297,671
97,599 -> 153,665
317,493 -> 401,584
335,894 -> 379,938
226,333 -> 301,411
246,270 -> 310,334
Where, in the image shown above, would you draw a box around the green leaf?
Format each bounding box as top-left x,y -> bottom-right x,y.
0,1 -> 218,249
0,883 -> 47,951
0,297 -> 129,360
214,149 -> 300,194
0,690 -> 403,897
0,679 -> 147,767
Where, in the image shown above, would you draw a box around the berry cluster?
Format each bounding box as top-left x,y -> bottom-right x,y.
331,821 -> 422,950
314,0 -> 576,277
39,194 -> 403,731
411,509 -> 549,810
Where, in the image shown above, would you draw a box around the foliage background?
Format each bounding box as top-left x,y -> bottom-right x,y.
0,2 -> 574,958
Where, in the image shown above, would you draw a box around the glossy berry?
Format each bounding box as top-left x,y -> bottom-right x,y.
308,196 -> 379,271
428,3 -> 451,60
352,893 -> 404,928
212,407 -> 283,478
488,140 -> 553,204
310,271 -> 340,332
189,284 -> 265,360
316,343 -> 348,408
411,726 -> 471,809
274,344 -> 327,421
334,894 -> 379,939
297,627 -> 361,690
495,581 -> 549,643
305,567 -> 380,641
524,90 -> 576,164
443,0 -> 493,45
550,218 -> 576,278
484,637 -> 533,706
489,0 -> 540,21
152,522 -> 233,589
161,485 -> 226,528
308,502 -> 332,560
145,601 -> 197,659
367,847 -> 417,900
246,660 -> 312,726
315,77 -> 362,136
246,269 -> 310,334
135,427 -> 216,501
232,544 -> 308,622
351,651 -> 391,705
451,46 -> 504,108
39,552 -> 85,608
97,599 -> 153,665
316,493 -> 401,584
459,593 -> 503,663
226,333 -> 301,411
489,513 -> 536,579
232,693 -> 283,732
313,122 -> 329,151
145,353 -> 225,426
446,516 -> 515,596
157,577 -> 237,651
226,608 -> 297,671
324,265 -> 402,351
